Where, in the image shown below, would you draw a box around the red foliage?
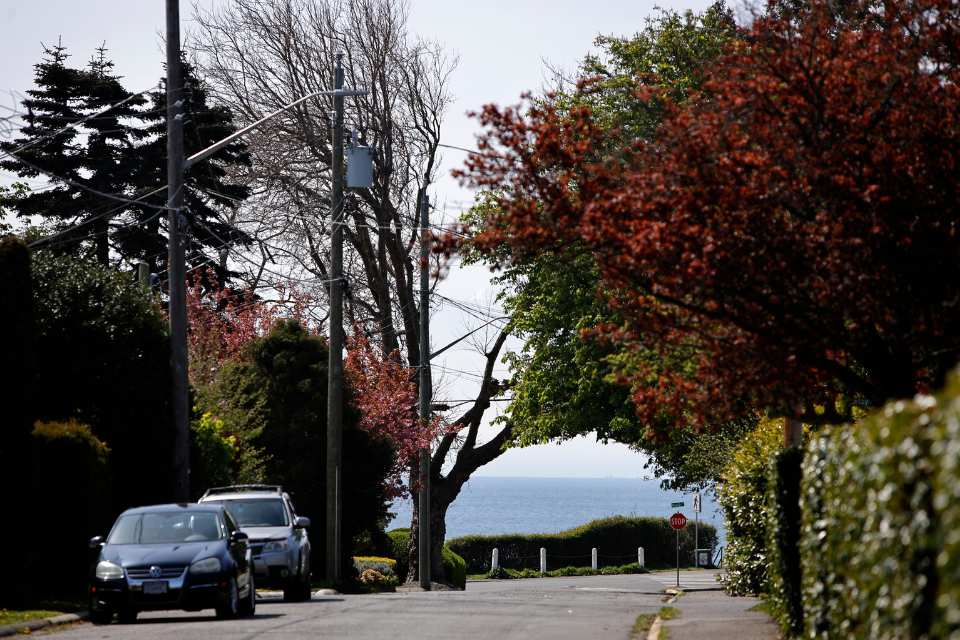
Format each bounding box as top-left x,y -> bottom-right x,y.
344,331 -> 447,497
185,270 -> 311,386
459,0 -> 960,430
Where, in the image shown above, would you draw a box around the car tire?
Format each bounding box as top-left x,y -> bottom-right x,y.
239,574 -> 256,617
283,562 -> 311,602
216,577 -> 240,619
117,607 -> 138,624
88,598 -> 112,626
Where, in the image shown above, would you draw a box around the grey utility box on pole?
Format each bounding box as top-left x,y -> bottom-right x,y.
346,146 -> 374,188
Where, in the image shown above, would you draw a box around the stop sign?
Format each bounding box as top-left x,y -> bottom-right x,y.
670,512 -> 687,530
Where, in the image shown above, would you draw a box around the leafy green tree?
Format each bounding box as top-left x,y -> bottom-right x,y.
30,251 -> 174,511
470,2 -> 742,489
207,320 -> 396,582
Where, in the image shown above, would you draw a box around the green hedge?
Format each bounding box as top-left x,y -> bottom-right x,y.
799,380 -> 960,639
387,529 -> 467,590
31,419 -> 111,597
717,419 -> 781,596
446,515 -> 716,574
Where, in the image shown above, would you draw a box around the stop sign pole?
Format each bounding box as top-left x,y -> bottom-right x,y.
670,512 -> 688,588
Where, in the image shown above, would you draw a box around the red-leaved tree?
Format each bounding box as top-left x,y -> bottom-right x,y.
459,0 -> 960,431
345,330 -> 448,498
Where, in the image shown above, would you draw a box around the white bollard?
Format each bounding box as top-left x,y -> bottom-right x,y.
492,548 -> 499,571
540,547 -> 547,575
591,547 -> 598,571
638,547 -> 645,568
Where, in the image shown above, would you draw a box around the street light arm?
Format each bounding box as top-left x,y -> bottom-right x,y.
184,88 -> 367,169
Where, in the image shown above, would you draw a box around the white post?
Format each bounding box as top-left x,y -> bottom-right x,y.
591,548 -> 598,571
540,548 -> 547,575
491,548 -> 499,571
638,547 -> 645,568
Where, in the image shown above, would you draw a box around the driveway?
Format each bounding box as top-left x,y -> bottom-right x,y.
50,573 -> 672,640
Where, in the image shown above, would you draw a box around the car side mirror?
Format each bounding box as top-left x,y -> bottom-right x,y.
89,535 -> 105,549
230,530 -> 249,542
294,517 -> 311,529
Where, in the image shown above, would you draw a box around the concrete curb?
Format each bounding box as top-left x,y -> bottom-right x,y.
0,611 -> 87,637
646,591 -> 681,640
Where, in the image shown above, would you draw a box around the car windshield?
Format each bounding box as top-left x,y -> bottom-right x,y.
210,498 -> 288,527
107,512 -> 223,544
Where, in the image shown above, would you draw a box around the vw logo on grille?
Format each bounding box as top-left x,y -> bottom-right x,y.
149,565 -> 162,578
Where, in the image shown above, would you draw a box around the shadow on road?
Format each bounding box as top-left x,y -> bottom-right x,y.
131,613 -> 286,624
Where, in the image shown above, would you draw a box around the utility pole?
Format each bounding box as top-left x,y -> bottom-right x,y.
418,191 -> 432,589
325,53 -> 345,585
165,0 -> 189,503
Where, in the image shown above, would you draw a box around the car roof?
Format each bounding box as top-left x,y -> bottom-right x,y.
120,503 -> 226,516
200,492 -> 286,501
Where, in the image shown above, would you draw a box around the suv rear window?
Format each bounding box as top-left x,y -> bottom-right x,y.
208,498 -> 289,527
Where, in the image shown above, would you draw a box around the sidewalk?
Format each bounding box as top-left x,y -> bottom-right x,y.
657,571 -> 779,640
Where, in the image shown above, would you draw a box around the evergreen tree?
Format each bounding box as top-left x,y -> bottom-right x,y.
0,41 -> 89,245
78,45 -> 147,264
130,59 -> 252,282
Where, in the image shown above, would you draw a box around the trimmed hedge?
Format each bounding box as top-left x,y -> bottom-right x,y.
717,419 -> 782,596
799,381 -> 960,639
446,515 -> 716,574
387,529 -> 467,590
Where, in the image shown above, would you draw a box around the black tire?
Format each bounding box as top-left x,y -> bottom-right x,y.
216,577 -> 240,619
117,607 -> 138,624
88,600 -> 113,626
239,574 -> 256,617
283,560 -> 311,602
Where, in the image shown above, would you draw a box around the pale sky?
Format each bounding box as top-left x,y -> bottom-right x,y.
0,0 -> 714,478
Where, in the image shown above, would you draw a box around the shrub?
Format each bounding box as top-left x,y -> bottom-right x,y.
447,516 -> 715,575
354,556 -> 397,576
799,375 -> 960,639
386,528 -> 467,589
30,419 -> 110,597
190,410 -> 237,491
717,419 -> 782,596
358,568 -> 397,591
767,445 -> 804,637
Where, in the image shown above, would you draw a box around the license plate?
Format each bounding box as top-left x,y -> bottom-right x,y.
143,581 -> 168,595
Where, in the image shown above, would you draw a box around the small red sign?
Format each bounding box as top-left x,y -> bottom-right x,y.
670,512 -> 687,530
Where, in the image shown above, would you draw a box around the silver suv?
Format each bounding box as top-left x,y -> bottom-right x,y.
199,485 -> 311,601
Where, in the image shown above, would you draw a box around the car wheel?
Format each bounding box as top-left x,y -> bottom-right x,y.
239,574 -> 256,617
216,577 -> 240,619
88,598 -> 112,626
117,607 -> 138,624
283,563 -> 311,602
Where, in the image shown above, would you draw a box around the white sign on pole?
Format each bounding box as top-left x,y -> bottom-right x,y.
693,492 -> 702,513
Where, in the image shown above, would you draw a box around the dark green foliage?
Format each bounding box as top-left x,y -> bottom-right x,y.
29,419 -> 110,598
208,320 -> 395,582
446,516 -> 716,574
0,44 -> 250,275
717,420 -> 781,596
0,235 -> 34,607
767,446 -> 804,637
486,563 -> 646,579
799,378 -> 960,639
387,528 -> 467,590
128,59 -> 251,279
30,251 -> 174,513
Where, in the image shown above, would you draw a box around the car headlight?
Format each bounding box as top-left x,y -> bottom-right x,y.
263,540 -> 288,553
95,560 -> 124,581
189,557 -> 222,574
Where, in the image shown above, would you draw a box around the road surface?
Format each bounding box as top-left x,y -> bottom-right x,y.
50,572 -> 694,640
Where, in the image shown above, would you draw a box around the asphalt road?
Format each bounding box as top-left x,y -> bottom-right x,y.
51,573 -> 676,640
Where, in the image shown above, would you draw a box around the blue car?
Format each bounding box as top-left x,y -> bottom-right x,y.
88,503 -> 256,624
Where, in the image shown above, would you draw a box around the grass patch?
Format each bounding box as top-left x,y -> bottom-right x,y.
658,606 -> 679,620
748,600 -> 774,614
0,610 -> 63,626
631,613 -> 657,637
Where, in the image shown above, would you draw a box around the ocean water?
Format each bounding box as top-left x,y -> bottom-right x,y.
389,476 -> 726,546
